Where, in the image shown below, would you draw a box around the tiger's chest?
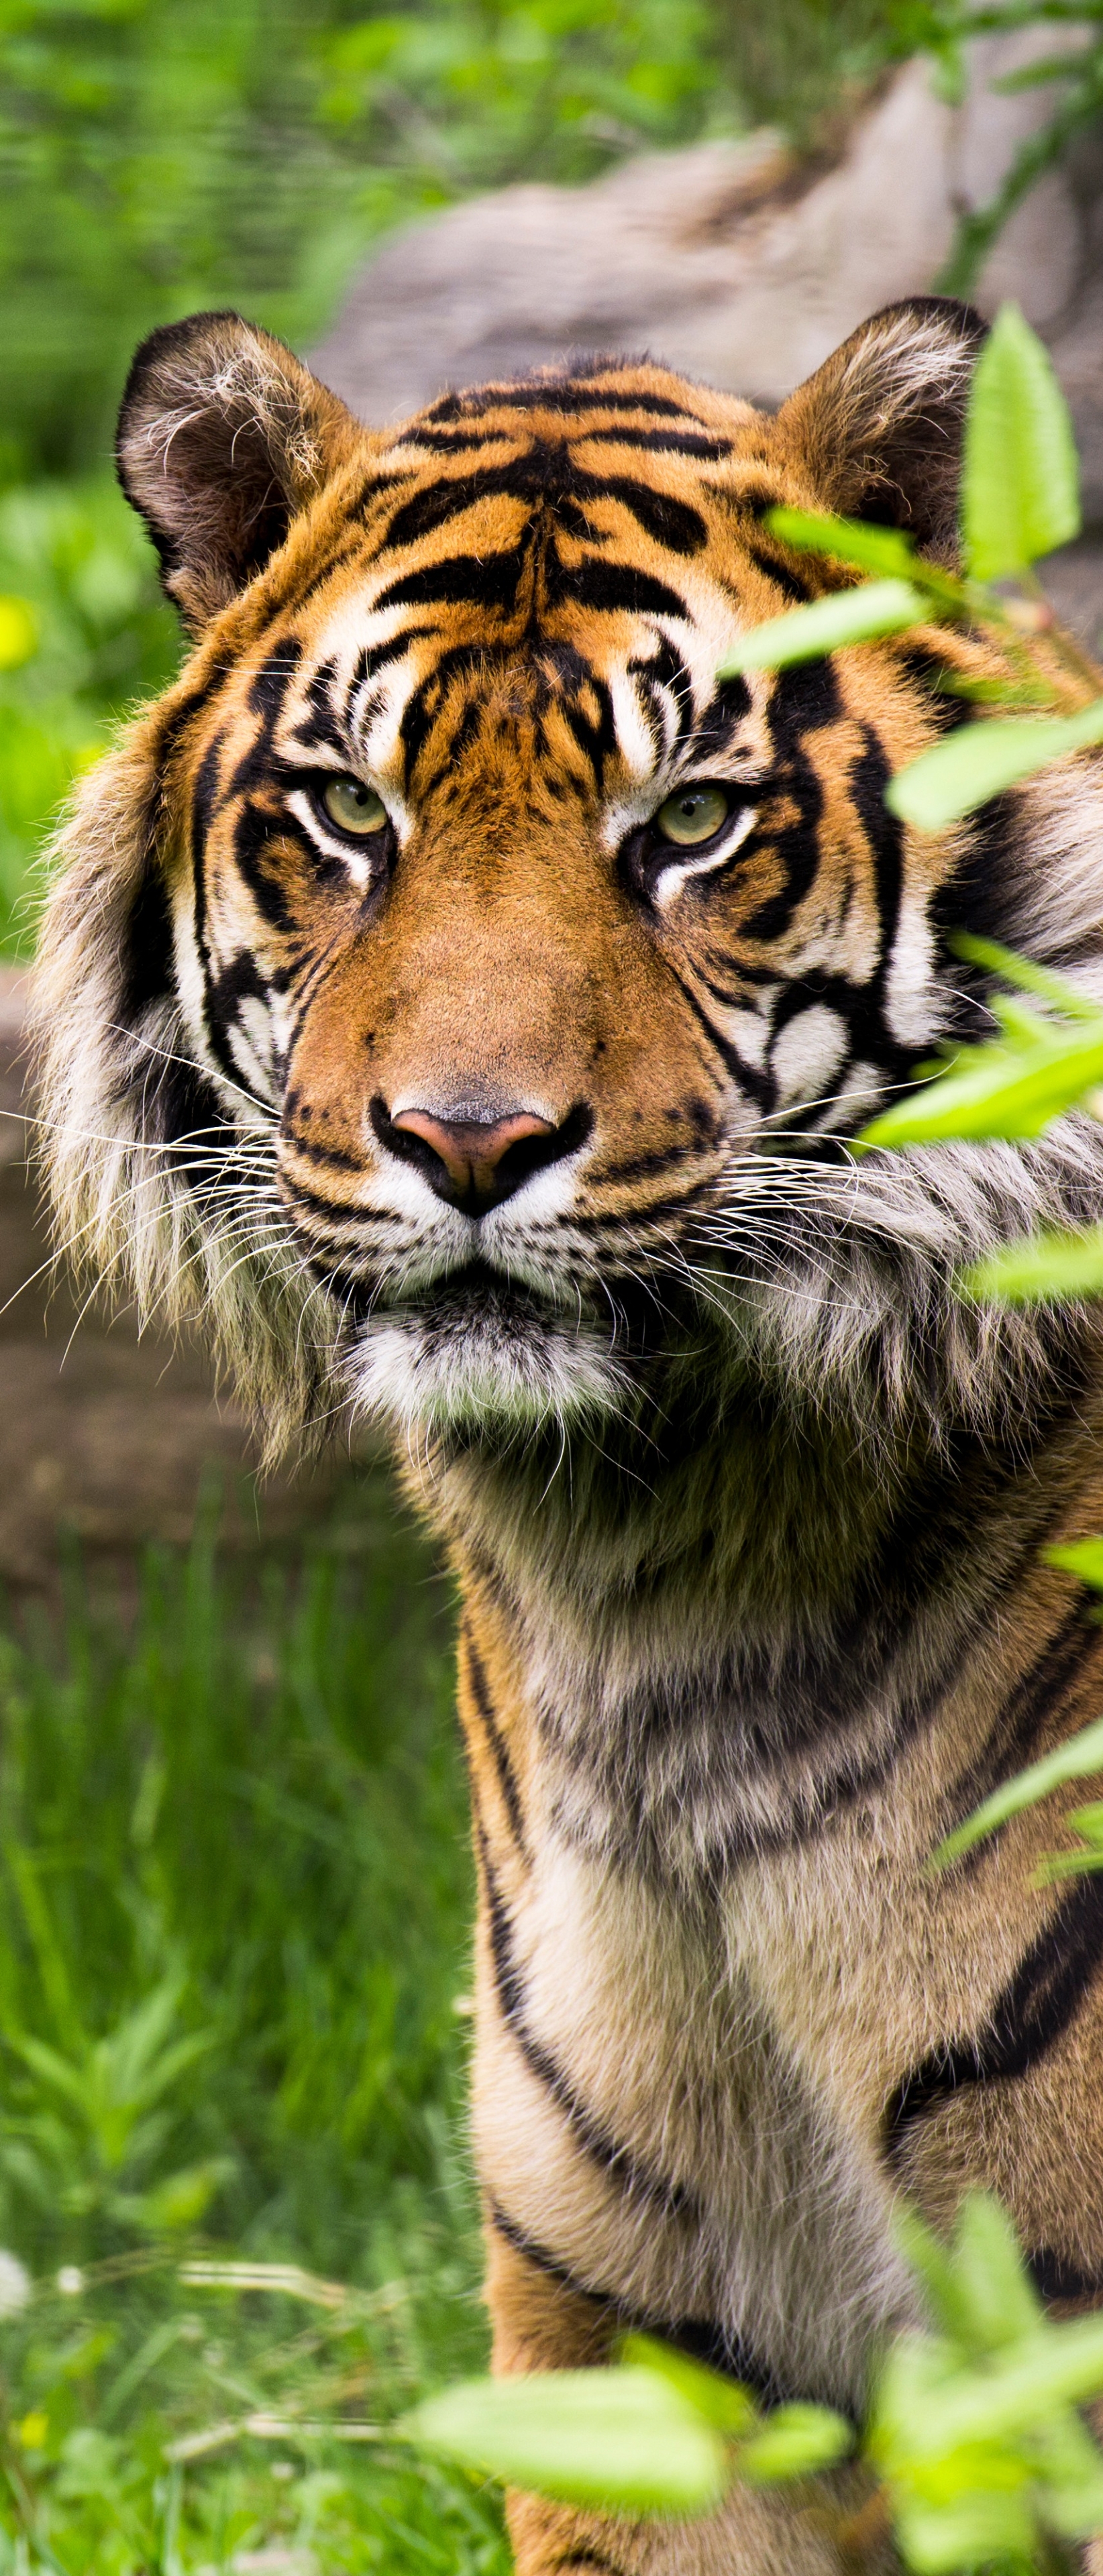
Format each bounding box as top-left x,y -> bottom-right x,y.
470,1799 -> 925,2410
460,1577 -> 1071,2410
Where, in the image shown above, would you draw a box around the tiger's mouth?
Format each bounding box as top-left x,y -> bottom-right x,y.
339,1259 -> 637,1436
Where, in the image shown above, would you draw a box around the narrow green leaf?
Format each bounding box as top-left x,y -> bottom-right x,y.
1034,1846 -> 1103,1884
717,580 -> 926,676
891,2487 -> 1037,2573
856,1014 -> 1103,1151
930,1715 -> 1103,1868
764,508 -> 918,580
886,696 -> 1103,833
735,2403 -> 853,2484
764,508 -> 965,612
961,1221 -> 1103,1304
1064,1803 -> 1103,1843
404,2368 -> 729,2515
1027,2402 -> 1103,2540
950,2195 -> 1043,2355
1044,1537 -> 1103,1591
899,2313 -> 1103,2457
620,2334 -> 758,2436
961,300 -> 1080,576
949,932 -> 1103,1024
893,2206 -> 971,2349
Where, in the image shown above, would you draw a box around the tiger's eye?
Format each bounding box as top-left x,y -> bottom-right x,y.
655,786 -> 730,847
321,776 -> 387,837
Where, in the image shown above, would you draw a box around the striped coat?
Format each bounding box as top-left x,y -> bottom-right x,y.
34,294 -> 1103,2571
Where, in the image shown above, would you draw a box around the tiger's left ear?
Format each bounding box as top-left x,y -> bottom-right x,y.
117,309 -> 366,633
776,297 -> 987,563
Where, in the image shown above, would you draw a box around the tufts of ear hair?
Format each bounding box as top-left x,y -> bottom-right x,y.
116,310 -> 366,633
776,295 -> 988,565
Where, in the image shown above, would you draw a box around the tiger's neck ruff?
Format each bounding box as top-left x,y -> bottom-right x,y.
34,299 -> 1103,2572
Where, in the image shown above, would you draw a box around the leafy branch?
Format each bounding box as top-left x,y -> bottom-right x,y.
886,1 -> 1103,299
403,2196 -> 1103,2574
719,299 -> 1098,834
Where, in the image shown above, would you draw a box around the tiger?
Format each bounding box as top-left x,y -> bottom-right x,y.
32,292 -> 1103,2573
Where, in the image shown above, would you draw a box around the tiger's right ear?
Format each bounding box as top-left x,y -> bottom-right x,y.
116,310 -> 366,633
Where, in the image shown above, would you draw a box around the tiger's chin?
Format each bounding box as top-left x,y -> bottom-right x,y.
342,1269 -> 631,1441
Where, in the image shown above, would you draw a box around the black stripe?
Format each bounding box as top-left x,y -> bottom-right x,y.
373,550 -> 525,614
666,963 -> 776,1111
884,1872 -> 1103,2169
941,1601 -> 1099,1869
580,427 -> 730,459
488,2200 -> 806,2412
743,541 -> 812,604
598,1146 -> 692,1187
462,1627 -> 529,1858
119,861 -> 174,1023
554,558 -> 686,623
549,2555 -> 625,2574
382,455 -> 706,560
423,385 -> 712,424
476,1821 -> 700,2224
279,1129 -> 365,1175
1028,2245 -> 1103,2304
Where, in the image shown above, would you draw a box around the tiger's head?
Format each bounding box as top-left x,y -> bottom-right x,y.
34,299 -> 1103,1462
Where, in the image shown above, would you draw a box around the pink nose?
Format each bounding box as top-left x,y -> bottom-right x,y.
390,1108 -> 556,1204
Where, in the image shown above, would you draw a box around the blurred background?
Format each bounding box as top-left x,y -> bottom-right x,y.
0,4 -> 1098,2567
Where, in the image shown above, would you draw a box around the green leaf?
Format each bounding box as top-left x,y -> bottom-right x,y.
930,1714 -> 1103,1868
717,579 -> 927,676
891,2486 -> 1037,2574
949,932 -> 1103,1024
764,508 -> 965,611
856,1008 -> 1103,1150
1043,1537 -> 1103,1592
1027,2402 -> 1103,2539
894,2206 -> 971,2349
735,2402 -> 853,2484
620,2334 -> 759,2436
885,695 -> 1103,833
950,2196 -> 1043,2356
900,2313 -> 1103,2457
403,2367 -> 729,2515
961,1221 -> 1103,1304
961,300 -> 1080,577
1064,1801 -> 1103,1844
764,508 -> 918,580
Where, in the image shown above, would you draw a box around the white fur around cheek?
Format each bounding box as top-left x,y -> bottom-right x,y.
770,1004 -> 848,1112
171,910 -> 213,1069
883,896 -> 943,1049
225,994 -> 279,1103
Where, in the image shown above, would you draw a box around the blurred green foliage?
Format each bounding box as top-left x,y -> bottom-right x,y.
719,0 -> 904,141
0,480 -> 180,953
0,0 -> 726,484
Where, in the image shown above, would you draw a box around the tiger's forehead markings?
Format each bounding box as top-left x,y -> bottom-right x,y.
224,378 -> 834,839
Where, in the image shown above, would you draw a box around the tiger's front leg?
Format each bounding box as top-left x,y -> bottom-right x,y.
486,2226 -> 891,2576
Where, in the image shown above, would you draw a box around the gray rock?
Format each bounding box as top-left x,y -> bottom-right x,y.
313,32 -> 1103,639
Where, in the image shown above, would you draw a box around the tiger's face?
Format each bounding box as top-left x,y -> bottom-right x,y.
38,299 -> 1097,1456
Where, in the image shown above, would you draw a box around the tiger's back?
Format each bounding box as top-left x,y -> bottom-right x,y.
33,297 -> 1103,2573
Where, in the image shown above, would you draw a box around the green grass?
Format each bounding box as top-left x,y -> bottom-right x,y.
0,1474 -> 505,2573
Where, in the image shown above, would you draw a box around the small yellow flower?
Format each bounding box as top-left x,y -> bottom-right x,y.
0,598 -> 38,672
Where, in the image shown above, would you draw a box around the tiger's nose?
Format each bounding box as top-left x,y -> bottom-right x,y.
369,1096 -> 590,1212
